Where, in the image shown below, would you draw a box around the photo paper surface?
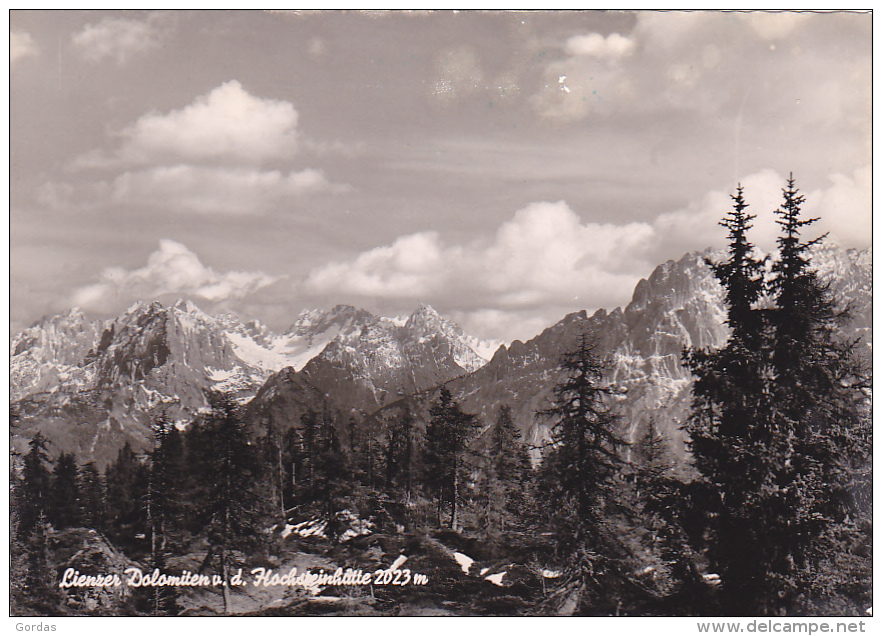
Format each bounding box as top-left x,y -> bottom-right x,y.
8,10 -> 871,623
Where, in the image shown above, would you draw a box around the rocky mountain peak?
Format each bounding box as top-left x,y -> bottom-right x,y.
171,298 -> 208,316
287,304 -> 375,337
10,306 -> 103,402
404,304 -> 447,336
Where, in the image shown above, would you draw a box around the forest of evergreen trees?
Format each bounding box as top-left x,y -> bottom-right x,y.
9,177 -> 871,617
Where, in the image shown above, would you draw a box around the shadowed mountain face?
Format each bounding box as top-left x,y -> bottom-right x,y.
446,251 -> 730,465
448,246 -> 870,465
10,246 -> 870,470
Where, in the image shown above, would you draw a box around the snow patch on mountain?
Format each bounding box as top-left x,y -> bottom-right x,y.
224,331 -> 293,373
267,328 -> 343,372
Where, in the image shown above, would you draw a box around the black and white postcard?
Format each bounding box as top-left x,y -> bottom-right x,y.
8,9 -> 872,626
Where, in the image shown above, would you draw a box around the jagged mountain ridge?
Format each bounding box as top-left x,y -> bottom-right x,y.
236,244 -> 871,471
10,244 -> 870,469
446,250 -> 730,464
10,308 -> 103,402
446,245 -> 871,463
298,304 -> 498,412
10,300 -> 499,466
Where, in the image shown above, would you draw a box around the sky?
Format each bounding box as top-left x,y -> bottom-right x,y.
8,10 -> 872,343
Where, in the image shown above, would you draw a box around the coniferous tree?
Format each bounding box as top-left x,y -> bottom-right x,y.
683,178 -> 869,615
161,424 -> 187,544
359,416 -> 385,493
635,416 -> 673,485
298,409 -> 320,502
711,185 -> 765,344
384,419 -> 401,493
79,462 -> 106,531
383,406 -> 417,498
312,413 -> 352,540
280,425 -> 302,515
536,332 -> 629,613
683,183 -> 774,614
256,417 -> 293,521
19,432 -> 52,539
194,392 -> 270,614
763,176 -> 870,612
10,452 -> 30,614
105,442 -> 149,550
347,415 -> 360,457
142,415 -> 184,615
24,510 -> 62,615
480,405 -> 532,539
16,434 -> 63,614
629,415 -> 705,611
398,407 -> 416,498
49,452 -> 82,530
424,387 -> 479,530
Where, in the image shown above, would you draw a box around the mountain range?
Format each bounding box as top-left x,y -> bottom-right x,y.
10,244 -> 871,469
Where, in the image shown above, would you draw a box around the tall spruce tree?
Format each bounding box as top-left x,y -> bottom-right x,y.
424,387 -> 479,530
280,425 -> 302,515
298,409 -> 320,502
358,415 -> 385,493
10,454 -> 29,614
19,432 -> 52,538
49,452 -> 81,530
634,416 -> 673,486
16,434 -> 64,614
683,183 -> 774,614
79,462 -> 106,531
194,392 -> 270,614
346,415 -> 368,489
142,415 -> 185,615
105,442 -> 149,550
480,405 -> 532,539
312,413 -> 352,540
763,176 -> 870,612
261,422 -> 288,518
683,178 -> 869,615
384,406 -> 417,498
536,332 -> 629,614
712,185 -> 765,343
24,510 -> 62,615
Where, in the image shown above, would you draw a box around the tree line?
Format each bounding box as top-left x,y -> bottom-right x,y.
10,176 -> 870,616
11,385 -> 536,614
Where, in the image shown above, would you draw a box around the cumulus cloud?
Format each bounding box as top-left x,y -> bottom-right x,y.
532,10 -> 868,132
72,15 -> 163,65
116,80 -> 300,164
10,31 -> 39,64
652,169 -> 785,257
806,165 -> 872,249
70,240 -> 279,313
306,231 -> 446,298
304,168 -> 869,341
448,308 -> 559,346
652,166 -> 872,256
307,201 -> 655,313
532,15 -> 729,121
58,81 -> 343,215
110,165 -> 333,214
